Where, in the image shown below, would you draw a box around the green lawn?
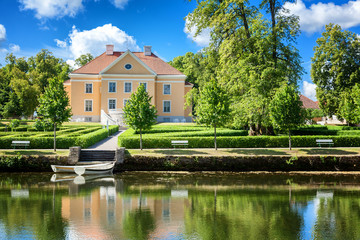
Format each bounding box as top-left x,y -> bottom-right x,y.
128,147 -> 360,157
0,149 -> 69,156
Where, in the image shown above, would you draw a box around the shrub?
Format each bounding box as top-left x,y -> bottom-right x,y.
119,135 -> 360,149
9,119 -> 20,131
0,125 -> 119,149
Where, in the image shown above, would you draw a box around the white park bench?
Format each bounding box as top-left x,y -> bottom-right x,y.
316,139 -> 334,148
11,141 -> 30,149
171,140 -> 188,148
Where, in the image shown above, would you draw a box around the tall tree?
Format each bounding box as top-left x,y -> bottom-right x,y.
269,85 -> 304,150
75,53 -> 94,67
185,0 -> 303,134
37,77 -> 72,152
28,49 -> 71,92
123,84 -> 157,150
311,23 -> 360,117
195,78 -> 230,150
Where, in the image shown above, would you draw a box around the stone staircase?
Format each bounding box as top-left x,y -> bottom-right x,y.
79,150 -> 116,162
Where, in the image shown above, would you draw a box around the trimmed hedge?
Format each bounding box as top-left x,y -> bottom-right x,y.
119,135 -> 360,149
0,125 -> 119,149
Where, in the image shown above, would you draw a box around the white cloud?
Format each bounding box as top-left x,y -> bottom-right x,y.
303,81 -> 317,101
9,44 -> 20,52
66,59 -> 76,68
184,18 -> 211,47
110,0 -> 129,9
19,0 -> 84,19
55,39 -> 67,48
0,24 -> 5,41
284,0 -> 360,33
68,24 -> 140,59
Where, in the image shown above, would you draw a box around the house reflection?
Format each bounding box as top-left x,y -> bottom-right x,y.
61,186 -> 189,239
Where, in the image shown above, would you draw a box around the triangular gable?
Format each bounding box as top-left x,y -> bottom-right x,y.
100,50 -> 157,75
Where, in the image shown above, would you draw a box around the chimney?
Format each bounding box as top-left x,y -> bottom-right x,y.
144,46 -> 152,56
106,44 -> 114,55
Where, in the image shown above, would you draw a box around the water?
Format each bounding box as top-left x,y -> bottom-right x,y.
1,172 -> 360,240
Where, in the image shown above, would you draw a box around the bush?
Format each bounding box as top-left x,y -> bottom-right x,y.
119,135 -> 360,149
9,119 -> 20,131
0,125 -> 119,149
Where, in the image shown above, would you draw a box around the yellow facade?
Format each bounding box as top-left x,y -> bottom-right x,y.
66,50 -> 192,123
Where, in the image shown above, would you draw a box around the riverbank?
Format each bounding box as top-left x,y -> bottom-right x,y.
1,147 -> 360,172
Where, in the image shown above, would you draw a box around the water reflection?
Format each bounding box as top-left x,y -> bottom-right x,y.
1,173 -> 360,239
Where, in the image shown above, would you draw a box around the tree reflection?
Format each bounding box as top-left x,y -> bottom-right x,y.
123,208 -> 155,240
184,190 -> 302,240
0,189 -> 68,239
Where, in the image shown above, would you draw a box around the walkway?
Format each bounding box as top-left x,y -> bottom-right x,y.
86,130 -> 124,150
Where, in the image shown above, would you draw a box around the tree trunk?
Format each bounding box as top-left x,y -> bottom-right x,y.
214,123 -> 217,150
239,3 -> 251,39
269,0 -> 277,68
53,122 -> 56,152
288,129 -> 292,150
140,128 -> 143,150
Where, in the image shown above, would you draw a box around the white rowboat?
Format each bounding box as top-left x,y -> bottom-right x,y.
51,161 -> 116,176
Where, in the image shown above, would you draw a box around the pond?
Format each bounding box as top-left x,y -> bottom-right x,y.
1,172 -> 360,240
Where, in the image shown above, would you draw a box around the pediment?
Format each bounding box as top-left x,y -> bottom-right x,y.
100,51 -> 156,75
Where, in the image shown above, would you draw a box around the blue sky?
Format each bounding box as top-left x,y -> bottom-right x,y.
0,0 -> 360,100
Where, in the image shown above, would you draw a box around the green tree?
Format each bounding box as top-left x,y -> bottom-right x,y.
123,84 -> 157,150
338,91 -> 357,125
311,23 -> 360,117
353,84 -> 360,124
270,85 -> 304,150
28,49 -> 71,92
37,77 -> 72,152
195,78 -> 230,150
75,53 -> 94,67
185,0 -> 303,134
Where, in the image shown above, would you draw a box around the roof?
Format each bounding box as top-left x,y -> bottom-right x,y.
72,51 -> 184,75
300,95 -> 319,109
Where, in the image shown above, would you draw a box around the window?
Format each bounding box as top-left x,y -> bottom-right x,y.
85,100 -> 92,112
124,99 -> 129,107
163,117 -> 171,122
109,82 -> 116,93
124,82 -> 132,93
163,101 -> 171,113
108,99 -> 116,110
139,82 -> 147,91
85,83 -> 92,93
85,117 -> 92,122
124,63 -> 132,70
163,84 -> 171,95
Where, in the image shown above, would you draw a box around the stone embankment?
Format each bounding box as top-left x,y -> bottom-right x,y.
1,148 -> 359,172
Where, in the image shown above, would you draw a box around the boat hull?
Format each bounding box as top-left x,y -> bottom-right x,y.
51,162 -> 116,175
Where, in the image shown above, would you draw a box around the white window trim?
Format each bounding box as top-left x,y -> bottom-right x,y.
85,83 -> 93,94
108,81 -> 117,93
123,99 -> 129,108
84,99 -> 93,112
163,100 -> 171,113
124,82 -> 132,93
108,98 -> 117,111
139,82 -> 147,91
163,84 -> 171,95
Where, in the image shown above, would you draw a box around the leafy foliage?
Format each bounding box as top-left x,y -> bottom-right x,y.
123,84 -> 157,149
270,85 -> 305,149
195,78 -> 230,149
75,53 -> 94,67
0,50 -> 71,119
174,0 -> 303,134
37,77 -> 72,151
311,24 -> 360,117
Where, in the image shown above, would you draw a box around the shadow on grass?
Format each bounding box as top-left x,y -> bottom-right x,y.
225,149 -> 290,155
302,149 -> 358,155
0,150 -> 61,156
152,149 -> 211,155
